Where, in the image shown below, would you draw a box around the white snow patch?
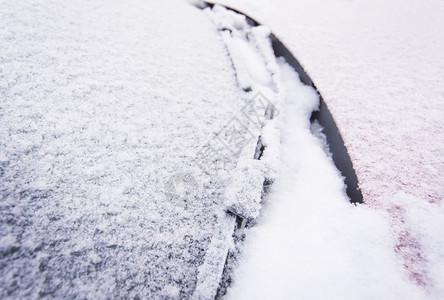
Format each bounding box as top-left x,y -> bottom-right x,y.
226,59 -> 427,300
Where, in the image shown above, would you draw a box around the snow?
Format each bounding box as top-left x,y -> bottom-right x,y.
1,0 -> 443,298
226,57 -> 428,300
0,0 -> 247,298
206,6 -> 425,298
205,5 -> 281,223
211,0 -> 444,298
191,7 -> 285,298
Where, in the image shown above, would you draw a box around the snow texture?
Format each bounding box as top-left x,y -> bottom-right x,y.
191,7 -> 284,298
216,0 -> 444,298
0,0 -> 252,298
227,57 -> 430,300
205,5 -> 281,223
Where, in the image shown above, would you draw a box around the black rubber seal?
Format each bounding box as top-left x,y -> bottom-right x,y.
271,37 -> 363,204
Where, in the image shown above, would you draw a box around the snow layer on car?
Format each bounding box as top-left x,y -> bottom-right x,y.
192,6 -> 285,298
226,58 -> 429,300
0,0 -> 249,298
201,6 -> 425,299
215,0 -> 444,297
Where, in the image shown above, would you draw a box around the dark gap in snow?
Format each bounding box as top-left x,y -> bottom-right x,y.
253,137 -> 264,160
226,209 -> 248,230
264,103 -> 275,119
270,35 -> 364,204
191,1 -> 210,10
262,178 -> 274,195
214,228 -> 245,299
309,99 -> 363,204
220,28 -> 232,33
